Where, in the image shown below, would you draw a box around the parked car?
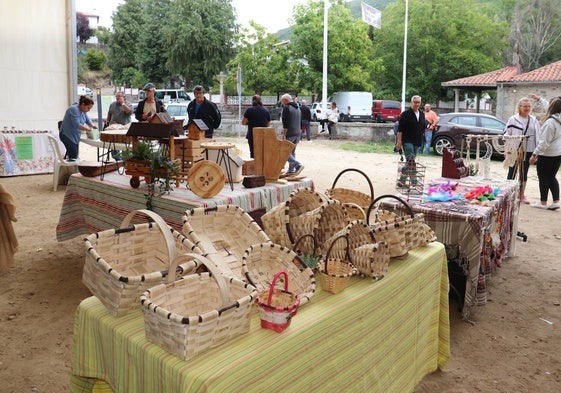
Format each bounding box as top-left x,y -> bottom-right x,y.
432,112 -> 506,156
310,101 -> 327,121
331,91 -> 373,122
269,101 -> 283,120
371,100 -> 401,123
165,102 -> 189,126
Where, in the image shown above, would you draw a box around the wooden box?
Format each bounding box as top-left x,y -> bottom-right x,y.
243,175 -> 266,188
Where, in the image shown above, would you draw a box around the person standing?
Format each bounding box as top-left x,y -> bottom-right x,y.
187,85 -> 221,139
242,95 -> 271,158
300,99 -> 312,142
59,96 -> 97,161
106,91 -> 133,126
280,93 -> 304,175
529,97 -> 561,210
504,97 -> 541,204
395,95 -> 425,187
134,83 -> 166,122
422,103 -> 439,155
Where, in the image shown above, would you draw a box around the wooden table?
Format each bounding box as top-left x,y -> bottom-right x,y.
70,242 -> 450,393
378,176 -> 519,321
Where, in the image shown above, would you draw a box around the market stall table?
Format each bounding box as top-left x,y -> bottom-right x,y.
0,130 -> 56,176
379,176 -> 519,321
70,242 -> 450,393
56,171 -> 314,241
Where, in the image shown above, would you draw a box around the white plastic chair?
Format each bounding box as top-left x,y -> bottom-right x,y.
46,134 -> 78,191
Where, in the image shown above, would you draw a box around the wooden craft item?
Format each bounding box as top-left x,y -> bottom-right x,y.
100,130 -> 133,144
188,160 -> 225,198
78,161 -> 119,177
252,127 -> 294,181
187,119 -> 209,140
441,147 -> 468,179
242,175 -> 266,188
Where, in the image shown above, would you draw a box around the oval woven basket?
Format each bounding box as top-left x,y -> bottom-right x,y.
261,188 -> 329,248
140,253 -> 257,360
83,209 -> 202,317
325,168 -> 374,221
182,205 -> 271,280
241,243 -> 316,306
318,235 -> 357,294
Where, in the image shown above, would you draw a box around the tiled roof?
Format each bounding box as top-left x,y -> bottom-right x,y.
509,60 -> 561,83
442,65 -> 520,87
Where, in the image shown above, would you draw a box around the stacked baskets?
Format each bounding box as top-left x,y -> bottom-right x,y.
325,168 -> 374,221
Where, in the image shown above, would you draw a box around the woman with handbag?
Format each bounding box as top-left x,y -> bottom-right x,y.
504,97 -> 541,204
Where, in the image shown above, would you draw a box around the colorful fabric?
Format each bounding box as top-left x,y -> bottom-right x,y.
71,242 -> 450,393
386,176 -> 519,320
56,172 -> 313,241
0,130 -> 55,176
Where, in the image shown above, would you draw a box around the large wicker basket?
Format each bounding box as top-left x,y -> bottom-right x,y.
242,243 -> 316,306
261,188 -> 329,248
140,253 -> 257,360
83,210 -> 201,317
325,168 -> 374,221
182,205 -> 271,280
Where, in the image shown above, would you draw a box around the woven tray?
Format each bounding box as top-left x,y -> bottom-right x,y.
242,243 -> 316,306
83,210 -> 202,316
325,168 -> 374,221
182,205 -> 271,280
140,253 -> 257,360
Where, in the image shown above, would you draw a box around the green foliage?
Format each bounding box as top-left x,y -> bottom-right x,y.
94,27 -> 112,46
121,67 -> 145,88
85,49 -> 107,71
76,12 -> 93,43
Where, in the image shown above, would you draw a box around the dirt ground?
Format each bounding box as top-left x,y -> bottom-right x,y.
1,136 -> 560,392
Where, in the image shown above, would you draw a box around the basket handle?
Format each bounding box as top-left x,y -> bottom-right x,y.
120,209 -> 177,265
330,168 -> 374,200
323,234 -> 350,273
366,194 -> 414,225
267,270 -> 289,306
292,233 -> 318,257
168,253 -> 230,308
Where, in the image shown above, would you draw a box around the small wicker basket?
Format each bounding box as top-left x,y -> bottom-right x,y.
242,243 -> 316,306
256,270 -> 300,333
182,205 -> 271,280
83,209 -> 201,317
318,235 -> 357,294
140,253 -> 257,360
325,168 -> 374,221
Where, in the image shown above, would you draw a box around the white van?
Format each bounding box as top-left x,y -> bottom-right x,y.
331,91 -> 373,122
138,89 -> 191,103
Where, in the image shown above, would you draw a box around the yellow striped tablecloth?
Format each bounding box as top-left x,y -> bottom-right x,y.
71,242 -> 450,393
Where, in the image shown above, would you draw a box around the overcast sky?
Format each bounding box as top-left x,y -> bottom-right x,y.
75,0 -> 310,33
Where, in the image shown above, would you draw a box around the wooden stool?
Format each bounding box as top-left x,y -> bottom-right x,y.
201,142 -> 236,191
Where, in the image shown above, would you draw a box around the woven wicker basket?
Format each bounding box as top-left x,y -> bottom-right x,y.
323,220 -> 390,280
182,205 -> 271,280
140,253 -> 257,360
83,210 -> 202,317
318,235 -> 357,294
367,195 -> 426,257
261,188 -> 329,248
325,168 -> 374,221
256,270 -> 300,333
242,243 -> 316,306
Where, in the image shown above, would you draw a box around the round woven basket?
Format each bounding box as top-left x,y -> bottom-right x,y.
242,243 -> 316,306
325,168 -> 374,221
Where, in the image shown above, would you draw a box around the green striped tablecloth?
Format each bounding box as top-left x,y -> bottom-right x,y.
56,172 -> 313,241
71,242 -> 450,393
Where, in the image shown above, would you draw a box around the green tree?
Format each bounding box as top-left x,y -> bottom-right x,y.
290,0 -> 382,96
76,12 -> 93,43
108,0 -> 143,86
165,0 -> 237,88
85,48 -> 107,71
372,0 -> 507,102
94,27 -> 112,46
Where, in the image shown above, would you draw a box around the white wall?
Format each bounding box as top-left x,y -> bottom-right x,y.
0,0 -> 73,130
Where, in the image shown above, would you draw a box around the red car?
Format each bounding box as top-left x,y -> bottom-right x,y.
371,100 -> 401,122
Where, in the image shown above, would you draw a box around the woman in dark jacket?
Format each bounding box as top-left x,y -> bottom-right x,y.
134,83 -> 166,122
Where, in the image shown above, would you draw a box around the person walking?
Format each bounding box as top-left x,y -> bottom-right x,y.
59,96 -> 97,161
280,93 -> 304,175
504,97 -> 541,204
395,95 -> 425,187
187,85 -> 221,139
300,99 -> 312,142
242,95 -> 271,158
422,103 -> 439,155
529,97 -> 561,210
